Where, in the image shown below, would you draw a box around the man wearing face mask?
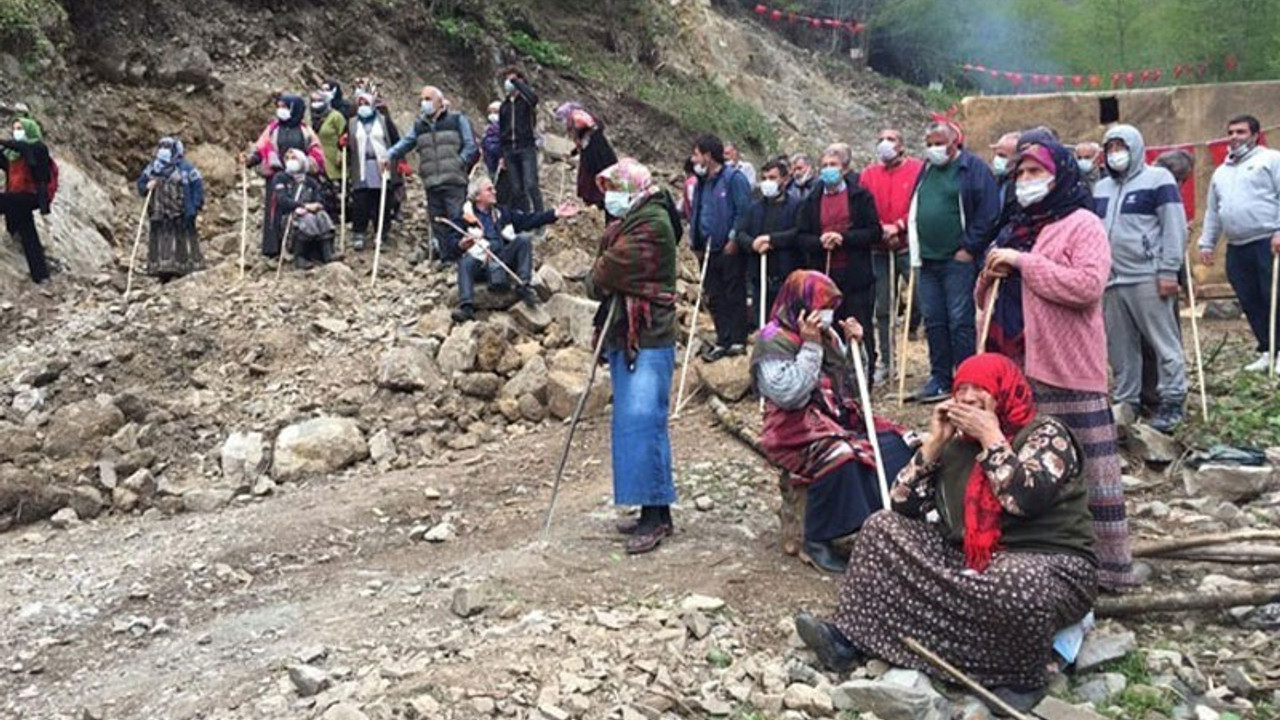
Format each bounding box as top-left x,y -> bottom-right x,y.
725,142 -> 757,187
788,153 -> 816,201
906,121 -> 1001,402
1200,114 -> 1280,374
796,143 -> 882,369
387,85 -> 479,262
499,67 -> 543,214
735,159 -> 804,320
444,177 -> 579,322
690,134 -> 754,361
1093,124 -> 1189,432
1075,142 -> 1103,191
990,132 -> 1019,207
861,129 -> 925,383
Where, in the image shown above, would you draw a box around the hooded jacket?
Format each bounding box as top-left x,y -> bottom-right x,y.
1199,143 -> 1280,251
1092,125 -> 1187,285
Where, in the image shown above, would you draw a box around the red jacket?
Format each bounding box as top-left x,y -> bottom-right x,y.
859,157 -> 924,248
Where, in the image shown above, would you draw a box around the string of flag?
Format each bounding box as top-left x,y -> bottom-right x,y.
959,56 -> 1240,92
752,4 -> 865,35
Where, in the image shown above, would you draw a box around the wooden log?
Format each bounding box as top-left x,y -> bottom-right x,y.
1133,530 -> 1280,558
1153,544 -> 1280,564
1096,587 -> 1280,618
707,396 -> 765,459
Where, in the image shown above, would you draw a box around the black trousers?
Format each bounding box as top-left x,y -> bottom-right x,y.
1,193 -> 49,283
707,249 -> 748,348
836,283 -> 876,380
426,183 -> 467,249
350,187 -> 391,236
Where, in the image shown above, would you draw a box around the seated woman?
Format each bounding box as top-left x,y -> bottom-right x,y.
751,270 -> 914,574
794,353 -> 1097,711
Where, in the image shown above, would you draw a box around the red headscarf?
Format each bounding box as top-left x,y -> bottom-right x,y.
951,353 -> 1036,572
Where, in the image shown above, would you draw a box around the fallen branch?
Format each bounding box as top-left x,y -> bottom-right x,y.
1133,530 -> 1280,558
1153,545 -> 1280,564
902,636 -> 1035,720
1096,587 -> 1280,618
707,396 -> 765,459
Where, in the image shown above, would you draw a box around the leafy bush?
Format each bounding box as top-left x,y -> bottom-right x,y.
509,30 -> 571,68
635,74 -> 778,154
0,0 -> 66,65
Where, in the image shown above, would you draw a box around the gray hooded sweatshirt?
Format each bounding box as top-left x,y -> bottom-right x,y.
1198,144 -> 1280,251
1092,125 -> 1187,286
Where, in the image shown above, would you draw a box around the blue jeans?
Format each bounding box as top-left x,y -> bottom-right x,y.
456,234 -> 533,307
1226,237 -> 1280,353
917,257 -> 978,387
503,146 -> 544,214
608,346 -> 676,507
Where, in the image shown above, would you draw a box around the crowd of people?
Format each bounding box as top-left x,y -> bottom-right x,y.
6,72 -> 1280,713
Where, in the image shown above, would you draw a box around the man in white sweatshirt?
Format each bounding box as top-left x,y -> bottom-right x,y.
1199,114 -> 1280,373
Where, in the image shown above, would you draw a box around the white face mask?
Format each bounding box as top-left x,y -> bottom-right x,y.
692,163 -> 707,177
817,309 -> 835,328
311,101 -> 327,113
488,113 -> 499,125
992,155 -> 1009,176
759,179 -> 780,198
357,105 -> 375,119
504,79 -> 517,94
285,158 -> 304,175
1230,140 -> 1255,159
12,128 -> 26,142
925,145 -> 951,167
1076,158 -> 1095,175
876,139 -> 898,163
1015,177 -> 1053,207
276,107 -> 292,122
421,100 -> 435,116
604,190 -> 633,217
1106,150 -> 1131,173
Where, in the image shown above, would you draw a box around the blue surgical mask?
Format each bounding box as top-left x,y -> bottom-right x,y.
156,148 -> 173,164
357,105 -> 375,119
820,166 -> 842,186
604,190 -> 632,218
992,155 -> 1009,176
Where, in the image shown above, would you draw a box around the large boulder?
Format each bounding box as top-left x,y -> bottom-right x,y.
220,431 -> 267,486
546,294 -> 601,349
43,397 -> 126,459
1183,463 -> 1278,503
502,356 -> 549,402
695,355 -> 752,402
1125,424 -> 1181,465
547,368 -> 612,420
273,417 -> 368,481
548,248 -> 594,280
377,345 -> 445,393
153,45 -> 218,88
829,669 -> 949,720
437,323 -> 479,377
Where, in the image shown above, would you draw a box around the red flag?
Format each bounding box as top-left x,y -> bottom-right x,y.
1173,65 -> 1183,79
1143,143 -> 1197,219
754,4 -> 767,13
1124,72 -> 1136,87
1055,75 -> 1066,87
809,17 -> 820,27
1012,73 -> 1024,86
1089,74 -> 1101,88
1111,72 -> 1121,86
1225,54 -> 1239,72
852,22 -> 865,34
770,9 -> 782,20
1140,70 -> 1152,83
1152,69 -> 1162,83
1072,75 -> 1084,87
989,69 -> 999,78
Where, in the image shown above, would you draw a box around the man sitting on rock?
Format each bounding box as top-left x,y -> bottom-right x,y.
444,177 -> 579,322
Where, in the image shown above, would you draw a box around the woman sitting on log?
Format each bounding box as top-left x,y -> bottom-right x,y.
750,269 -> 914,574
794,353 -> 1097,713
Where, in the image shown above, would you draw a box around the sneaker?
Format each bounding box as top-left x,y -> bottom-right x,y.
1148,401 -> 1185,434
915,378 -> 949,404
725,343 -> 747,357
700,345 -> 728,362
1244,353 -> 1273,372
451,305 -> 475,323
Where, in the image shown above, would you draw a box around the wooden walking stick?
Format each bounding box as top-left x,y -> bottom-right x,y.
824,249 -> 832,276
123,187 -> 155,304
434,216 -> 527,287
543,297 -> 618,537
275,183 -> 307,280
847,329 -> 891,508
370,176 -> 390,288
338,138 -> 349,254
897,267 -> 917,407
1271,253 -> 1279,378
887,250 -> 897,376
977,277 -> 1002,351
674,250 -> 713,419
758,253 -> 768,413
238,165 -> 250,281
902,637 -> 1035,720
1185,267 -> 1210,421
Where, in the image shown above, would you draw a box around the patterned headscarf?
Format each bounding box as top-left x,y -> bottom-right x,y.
148,136 -> 185,176
596,157 -> 653,201
759,269 -> 842,347
951,353 -> 1037,572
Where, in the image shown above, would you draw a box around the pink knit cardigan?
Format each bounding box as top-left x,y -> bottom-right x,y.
976,208 -> 1111,394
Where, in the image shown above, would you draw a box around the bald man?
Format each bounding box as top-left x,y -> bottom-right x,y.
1075,142 -> 1103,189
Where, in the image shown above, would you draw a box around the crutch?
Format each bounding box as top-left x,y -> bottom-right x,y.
275,184 -> 307,280
847,329 -> 891,508
758,252 -> 768,413
370,176 -> 390,287
1185,267 -> 1209,421
238,165 -> 250,281
978,277 -> 1002,351
897,267 -> 917,407
123,187 -> 154,304
543,297 -> 618,537
1272,253 -> 1279,379
338,139 -> 349,254
674,250 -> 712,418
433,216 -> 527,287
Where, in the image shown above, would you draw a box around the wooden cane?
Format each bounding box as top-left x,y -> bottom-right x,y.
902,637 -> 1035,720
557,161 -> 569,204
674,250 -> 713,419
433,216 -> 527,287
1185,267 -> 1209,421
897,267 -> 917,407
978,277 -> 1002,352
848,331 -> 891,508
238,166 -> 250,281
338,137 -> 349,255
370,176 -> 390,287
759,252 -> 768,414
543,297 -> 618,537
1271,253 -> 1279,378
123,187 -> 155,304
887,250 -> 897,377
275,184 -> 307,280
824,249 -> 832,276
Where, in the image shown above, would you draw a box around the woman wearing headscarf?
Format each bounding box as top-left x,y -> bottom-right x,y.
272,148 -> 334,269
794,354 -> 1097,714
751,270 -> 914,573
976,138 -> 1134,591
0,117 -> 54,283
310,89 -> 347,183
587,159 -> 682,555
245,94 -> 325,257
344,91 -> 401,251
320,79 -> 352,119
135,137 -> 205,280
555,102 -> 619,214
